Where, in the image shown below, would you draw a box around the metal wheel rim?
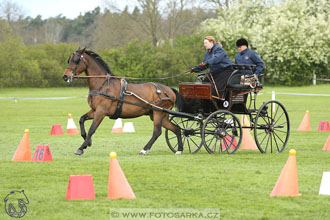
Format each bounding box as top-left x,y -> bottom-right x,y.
254,100 -> 290,153
165,116 -> 203,154
202,110 -> 242,154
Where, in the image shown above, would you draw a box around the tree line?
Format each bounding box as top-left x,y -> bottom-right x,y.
0,0 -> 329,88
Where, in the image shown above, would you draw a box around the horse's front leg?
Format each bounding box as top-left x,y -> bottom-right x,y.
75,111 -> 106,156
79,110 -> 94,144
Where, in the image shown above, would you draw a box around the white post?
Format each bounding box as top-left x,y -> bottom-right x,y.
313,71 -> 316,86
272,91 -> 275,112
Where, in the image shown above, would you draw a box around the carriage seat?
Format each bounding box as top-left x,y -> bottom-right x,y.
227,65 -> 263,90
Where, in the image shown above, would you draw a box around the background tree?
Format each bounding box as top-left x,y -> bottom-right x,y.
0,18 -> 12,41
203,0 -> 330,85
0,0 -> 24,22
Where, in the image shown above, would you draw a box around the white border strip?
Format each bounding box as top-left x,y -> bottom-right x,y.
266,92 -> 330,97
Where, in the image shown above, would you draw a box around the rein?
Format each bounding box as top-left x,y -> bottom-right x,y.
73,71 -> 191,81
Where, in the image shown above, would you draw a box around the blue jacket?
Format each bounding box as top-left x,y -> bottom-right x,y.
235,48 -> 264,75
193,44 -> 232,73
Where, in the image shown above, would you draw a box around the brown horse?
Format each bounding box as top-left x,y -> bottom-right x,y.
62,47 -> 183,156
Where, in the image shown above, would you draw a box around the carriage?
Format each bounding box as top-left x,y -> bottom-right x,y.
164,64 -> 290,154
63,48 -> 289,156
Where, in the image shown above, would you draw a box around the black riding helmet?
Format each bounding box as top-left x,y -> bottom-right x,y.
236,38 -> 248,47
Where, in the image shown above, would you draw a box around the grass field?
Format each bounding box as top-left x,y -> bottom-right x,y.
1,85 -> 330,220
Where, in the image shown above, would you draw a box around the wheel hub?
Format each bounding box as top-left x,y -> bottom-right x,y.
215,128 -> 226,138
183,128 -> 194,138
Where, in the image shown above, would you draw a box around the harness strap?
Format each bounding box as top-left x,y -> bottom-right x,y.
149,82 -> 171,104
109,79 -> 127,119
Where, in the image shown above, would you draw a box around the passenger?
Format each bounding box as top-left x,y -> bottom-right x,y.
190,36 -> 233,99
235,38 -> 264,76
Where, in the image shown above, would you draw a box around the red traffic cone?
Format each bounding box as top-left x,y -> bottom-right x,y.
67,113 -> 79,134
221,135 -> 237,150
297,110 -> 310,131
50,124 -> 64,135
270,149 -> 301,197
108,152 -> 136,199
12,129 -> 32,161
318,121 -> 330,131
65,175 -> 96,200
32,145 -> 53,162
322,135 -> 330,151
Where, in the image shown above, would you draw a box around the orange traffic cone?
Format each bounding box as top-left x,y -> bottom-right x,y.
241,115 -> 250,127
322,135 -> 330,151
65,175 -> 96,200
12,129 -> 32,161
270,149 -> 301,197
107,152 -> 136,199
111,118 -> 123,133
240,124 -> 258,150
297,110 -> 310,131
67,113 -> 79,134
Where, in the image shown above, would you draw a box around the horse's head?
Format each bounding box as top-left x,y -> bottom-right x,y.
63,47 -> 88,82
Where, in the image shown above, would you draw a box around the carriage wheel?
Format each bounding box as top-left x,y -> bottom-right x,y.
165,116 -> 203,154
254,100 -> 290,153
202,110 -> 242,154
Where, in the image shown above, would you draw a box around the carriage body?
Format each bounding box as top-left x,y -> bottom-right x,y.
165,65 -> 290,154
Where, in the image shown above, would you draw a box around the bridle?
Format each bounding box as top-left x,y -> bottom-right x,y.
65,52 -> 88,82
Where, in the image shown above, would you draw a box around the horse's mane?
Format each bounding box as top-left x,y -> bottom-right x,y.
85,50 -> 114,75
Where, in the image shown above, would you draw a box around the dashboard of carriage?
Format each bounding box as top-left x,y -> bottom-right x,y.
179,64 -> 263,100
178,64 -> 263,114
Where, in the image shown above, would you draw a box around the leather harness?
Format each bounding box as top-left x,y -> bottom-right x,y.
88,75 -> 172,119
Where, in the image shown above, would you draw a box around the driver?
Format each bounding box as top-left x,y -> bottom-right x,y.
190,36 -> 233,99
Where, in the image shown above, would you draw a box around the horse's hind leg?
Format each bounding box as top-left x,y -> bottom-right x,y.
79,110 -> 94,146
162,116 -> 183,154
75,111 -> 106,156
139,112 -> 165,155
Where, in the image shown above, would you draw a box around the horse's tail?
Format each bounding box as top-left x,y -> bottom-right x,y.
171,88 -> 184,112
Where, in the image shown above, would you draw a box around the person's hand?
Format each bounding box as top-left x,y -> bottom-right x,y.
199,62 -> 206,67
190,67 -> 195,73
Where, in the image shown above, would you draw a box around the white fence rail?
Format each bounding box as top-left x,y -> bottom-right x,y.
313,72 -> 330,85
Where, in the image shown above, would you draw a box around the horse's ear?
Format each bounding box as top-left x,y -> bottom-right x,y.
81,47 -> 86,54
77,47 -> 81,51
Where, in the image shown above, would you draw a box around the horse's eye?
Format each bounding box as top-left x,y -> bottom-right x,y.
73,56 -> 80,64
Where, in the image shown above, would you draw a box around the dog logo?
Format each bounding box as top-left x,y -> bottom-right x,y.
4,190 -> 29,218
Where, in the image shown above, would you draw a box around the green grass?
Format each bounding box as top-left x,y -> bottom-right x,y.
1,85 -> 330,220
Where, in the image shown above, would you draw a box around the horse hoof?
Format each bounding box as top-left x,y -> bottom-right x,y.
175,151 -> 183,155
74,149 -> 84,156
138,149 -> 148,156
